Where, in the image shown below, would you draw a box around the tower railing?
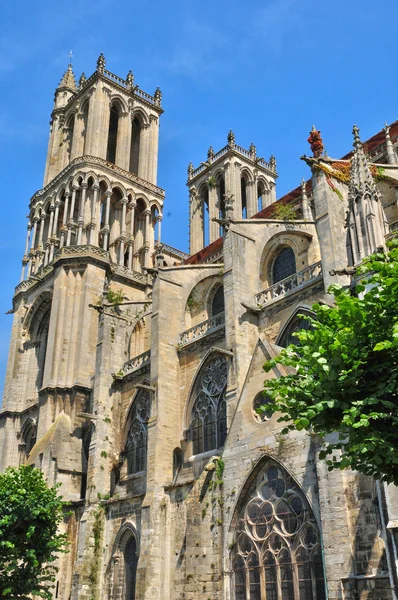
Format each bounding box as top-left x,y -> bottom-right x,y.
190,144 -> 275,179
179,312 -> 225,347
255,261 -> 323,307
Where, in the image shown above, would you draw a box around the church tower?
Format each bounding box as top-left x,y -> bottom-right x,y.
0,53 -> 165,474
187,130 -> 278,254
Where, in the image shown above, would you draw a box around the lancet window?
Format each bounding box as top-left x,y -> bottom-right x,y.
190,355 -> 227,455
125,391 -> 151,475
232,460 -> 326,600
211,286 -> 225,317
107,104 -> 120,164
272,247 -> 296,284
124,535 -> 138,600
277,309 -> 315,349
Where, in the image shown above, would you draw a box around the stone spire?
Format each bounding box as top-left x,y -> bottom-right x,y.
249,142 -> 256,158
269,154 -> 276,171
384,124 -> 398,164
58,64 -> 77,91
78,72 -> 87,90
207,146 -> 215,161
96,53 -> 106,73
227,129 -> 235,147
347,125 -> 386,261
154,87 -> 162,106
187,162 -> 194,179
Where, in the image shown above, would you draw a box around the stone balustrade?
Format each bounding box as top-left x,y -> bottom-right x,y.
179,312 -> 225,347
255,261 -> 323,307
114,350 -> 151,379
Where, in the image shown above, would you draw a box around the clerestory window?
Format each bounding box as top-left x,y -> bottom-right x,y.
272,247 -> 296,284
232,460 -> 326,600
125,391 -> 151,475
190,355 -> 227,455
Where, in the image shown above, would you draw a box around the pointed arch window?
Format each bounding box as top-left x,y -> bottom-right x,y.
272,247 -> 296,284
277,309 -> 316,349
125,391 -> 151,474
124,535 -> 138,600
211,285 -> 225,317
190,355 -> 228,455
107,104 -> 119,164
231,460 -> 326,600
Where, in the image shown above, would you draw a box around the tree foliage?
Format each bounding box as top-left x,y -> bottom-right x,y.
0,465 -> 68,599
263,239 -> 398,485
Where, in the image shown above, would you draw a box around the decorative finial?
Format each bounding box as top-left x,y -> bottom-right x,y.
384,123 -> 391,139
154,87 -> 162,106
207,146 -> 215,160
249,142 -> 256,157
227,129 -> 235,146
78,72 -> 87,90
352,124 -> 361,149
307,126 -> 324,158
97,53 -> 106,74
383,123 -> 397,164
269,154 -> 276,171
187,162 -> 194,178
126,70 -> 134,88
68,50 -> 74,65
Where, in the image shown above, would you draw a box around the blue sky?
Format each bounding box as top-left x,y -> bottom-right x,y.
0,0 -> 396,397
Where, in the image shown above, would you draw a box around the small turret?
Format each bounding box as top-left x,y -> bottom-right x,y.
347,125 -> 386,261
54,64 -> 77,110
96,52 -> 106,74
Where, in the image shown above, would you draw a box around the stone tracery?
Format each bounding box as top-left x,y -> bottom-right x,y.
190,355 -> 227,455
232,460 -> 326,600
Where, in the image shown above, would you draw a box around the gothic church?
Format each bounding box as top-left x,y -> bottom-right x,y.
1,54 -> 398,600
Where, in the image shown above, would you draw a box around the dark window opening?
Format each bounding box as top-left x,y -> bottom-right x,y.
124,536 -> 138,600
241,178 -> 247,219
272,247 -> 296,284
106,105 -> 119,164
211,286 -> 225,317
125,391 -> 151,475
130,117 -> 141,174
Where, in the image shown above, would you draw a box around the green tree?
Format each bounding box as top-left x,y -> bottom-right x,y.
263,239 -> 398,485
0,465 -> 68,599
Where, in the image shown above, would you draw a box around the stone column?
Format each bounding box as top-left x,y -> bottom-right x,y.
21,223 -> 32,281
144,208 -> 151,267
157,214 -> 162,245
66,186 -> 78,246
115,113 -> 131,171
247,180 -> 257,218
77,183 -> 87,245
102,191 -> 112,250
149,116 -> 159,185
119,198 -> 127,265
209,186 -> 219,243
28,217 -> 38,276
127,201 -> 136,271
70,111 -> 85,160
44,206 -> 55,266
89,184 -> 99,245
49,199 -> 60,263
59,192 -> 70,248
139,124 -> 151,180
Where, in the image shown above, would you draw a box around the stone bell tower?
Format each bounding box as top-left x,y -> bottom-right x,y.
0,53 -> 165,482
187,130 -> 278,254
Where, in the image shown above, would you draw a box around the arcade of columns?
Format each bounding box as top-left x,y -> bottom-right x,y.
22,181 -> 163,282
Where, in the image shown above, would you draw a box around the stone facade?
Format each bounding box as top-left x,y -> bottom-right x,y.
2,56 -> 398,600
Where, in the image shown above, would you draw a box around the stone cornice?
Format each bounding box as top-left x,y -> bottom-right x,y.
30,155 -> 165,208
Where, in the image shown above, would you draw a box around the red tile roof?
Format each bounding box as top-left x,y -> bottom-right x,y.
342,120 -> 398,160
